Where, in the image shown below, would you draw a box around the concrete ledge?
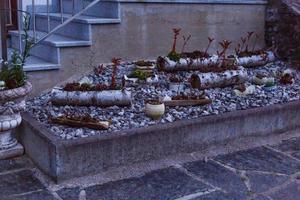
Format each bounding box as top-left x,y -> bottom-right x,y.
19,100 -> 300,182
118,0 -> 268,5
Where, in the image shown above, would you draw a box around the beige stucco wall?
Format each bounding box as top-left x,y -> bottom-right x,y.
90,3 -> 266,62
28,2 -> 267,96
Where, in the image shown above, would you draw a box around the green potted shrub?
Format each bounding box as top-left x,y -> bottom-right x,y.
0,14 -> 33,158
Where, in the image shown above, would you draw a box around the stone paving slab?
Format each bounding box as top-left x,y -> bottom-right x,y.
0,156 -> 32,173
190,191 -> 236,200
271,137 -> 300,154
292,152 -> 300,160
0,170 -> 45,197
246,171 -> 289,194
58,167 -> 212,200
3,138 -> 300,199
3,190 -> 57,200
184,160 -> 249,199
215,146 -> 300,175
269,181 -> 300,200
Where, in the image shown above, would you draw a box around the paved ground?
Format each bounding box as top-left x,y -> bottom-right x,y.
2,137 -> 300,200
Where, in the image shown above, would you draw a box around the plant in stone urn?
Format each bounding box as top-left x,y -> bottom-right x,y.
0,14 -> 33,159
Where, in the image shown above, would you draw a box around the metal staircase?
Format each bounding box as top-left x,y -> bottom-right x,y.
6,0 -> 120,71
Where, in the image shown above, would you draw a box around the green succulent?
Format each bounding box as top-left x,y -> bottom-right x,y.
167,51 -> 181,62
0,14 -> 32,89
128,70 -> 149,81
264,81 -> 275,87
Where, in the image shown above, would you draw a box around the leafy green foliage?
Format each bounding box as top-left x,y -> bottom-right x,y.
167,51 -> 181,62
0,14 -> 33,89
128,70 -> 149,80
0,52 -> 27,89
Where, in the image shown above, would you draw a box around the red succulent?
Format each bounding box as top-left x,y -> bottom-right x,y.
171,28 -> 181,53
110,57 -> 121,90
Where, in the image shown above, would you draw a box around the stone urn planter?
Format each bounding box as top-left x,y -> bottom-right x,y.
0,82 -> 32,159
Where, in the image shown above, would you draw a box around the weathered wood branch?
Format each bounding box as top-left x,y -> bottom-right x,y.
163,99 -> 212,107
51,89 -> 132,107
157,56 -> 220,72
51,117 -> 110,130
236,51 -> 275,67
190,67 -> 248,89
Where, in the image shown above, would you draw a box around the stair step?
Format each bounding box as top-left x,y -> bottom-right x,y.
34,13 -> 91,40
8,48 -> 59,71
10,34 -> 60,64
51,0 -> 120,19
36,13 -> 121,24
9,30 -> 91,47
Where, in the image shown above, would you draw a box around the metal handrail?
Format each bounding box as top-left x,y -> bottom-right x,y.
1,0 -> 101,56
32,0 -> 101,48
0,8 -> 31,57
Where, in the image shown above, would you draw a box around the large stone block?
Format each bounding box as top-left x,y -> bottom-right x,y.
17,101 -> 300,182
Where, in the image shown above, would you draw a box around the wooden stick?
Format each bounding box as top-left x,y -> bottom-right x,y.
163,99 -> 212,107
51,117 -> 109,130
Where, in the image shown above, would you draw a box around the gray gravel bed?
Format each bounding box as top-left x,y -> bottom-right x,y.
26,61 -> 300,140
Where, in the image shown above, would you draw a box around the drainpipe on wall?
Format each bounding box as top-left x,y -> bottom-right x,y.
0,0 -> 8,66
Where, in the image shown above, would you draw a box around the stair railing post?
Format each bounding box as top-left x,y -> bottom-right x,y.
0,0 -> 8,64
17,0 -> 22,54
32,0 -> 37,42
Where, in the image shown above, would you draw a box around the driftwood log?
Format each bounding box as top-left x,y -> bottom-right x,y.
157,56 -> 220,72
51,117 -> 110,130
51,89 -> 132,107
163,99 -> 212,107
190,67 -> 248,89
236,51 -> 275,67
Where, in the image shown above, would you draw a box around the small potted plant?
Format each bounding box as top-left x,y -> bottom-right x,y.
252,73 -> 275,86
169,75 -> 184,92
233,84 -> 256,97
263,81 -> 276,91
123,69 -> 151,86
280,69 -> 294,85
145,99 -> 165,120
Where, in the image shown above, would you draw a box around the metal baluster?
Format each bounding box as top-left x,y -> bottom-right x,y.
47,0 -> 50,32
0,0 -> 8,61
17,0 -> 22,53
72,0 -> 75,16
8,0 -> 12,25
60,0 -> 63,23
32,0 -> 101,47
32,0 -> 37,42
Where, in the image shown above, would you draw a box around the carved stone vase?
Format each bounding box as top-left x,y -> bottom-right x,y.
0,82 -> 32,159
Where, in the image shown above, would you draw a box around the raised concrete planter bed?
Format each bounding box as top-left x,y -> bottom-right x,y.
18,100 -> 300,182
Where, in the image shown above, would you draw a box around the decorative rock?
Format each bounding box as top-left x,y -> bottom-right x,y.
25,61 -> 300,140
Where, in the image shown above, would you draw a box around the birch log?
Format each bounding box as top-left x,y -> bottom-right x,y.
51,89 -> 132,107
157,55 -> 220,72
236,51 -> 275,67
190,66 -> 248,89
